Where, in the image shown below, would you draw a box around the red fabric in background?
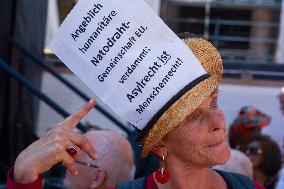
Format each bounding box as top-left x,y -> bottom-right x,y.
6,167 -> 42,189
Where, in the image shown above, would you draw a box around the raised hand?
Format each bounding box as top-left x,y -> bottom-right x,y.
13,98 -> 97,184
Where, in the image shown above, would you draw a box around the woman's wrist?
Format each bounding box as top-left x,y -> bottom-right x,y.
13,163 -> 39,184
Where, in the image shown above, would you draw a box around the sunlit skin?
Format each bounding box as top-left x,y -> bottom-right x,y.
13,99 -> 98,184
64,151 -> 105,189
64,130 -> 134,189
152,91 -> 231,189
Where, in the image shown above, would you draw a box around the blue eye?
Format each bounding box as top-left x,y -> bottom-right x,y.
211,102 -> 218,109
191,114 -> 200,121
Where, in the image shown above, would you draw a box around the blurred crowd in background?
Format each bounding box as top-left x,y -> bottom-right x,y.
1,0 -> 284,189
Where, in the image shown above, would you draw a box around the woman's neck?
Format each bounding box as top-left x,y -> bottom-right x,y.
155,158 -> 227,189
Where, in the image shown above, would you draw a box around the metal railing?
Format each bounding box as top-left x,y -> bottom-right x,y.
216,0 -> 282,6
165,0 -> 282,7
161,0 -> 281,64
0,59 -> 88,132
164,17 -> 279,63
223,62 -> 284,80
9,38 -> 131,135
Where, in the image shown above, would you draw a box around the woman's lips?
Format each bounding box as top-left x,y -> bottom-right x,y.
206,140 -> 224,148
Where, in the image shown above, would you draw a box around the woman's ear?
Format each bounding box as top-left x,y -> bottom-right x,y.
90,168 -> 107,189
150,143 -> 167,159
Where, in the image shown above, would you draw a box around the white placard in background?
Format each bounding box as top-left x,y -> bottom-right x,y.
49,0 -> 206,130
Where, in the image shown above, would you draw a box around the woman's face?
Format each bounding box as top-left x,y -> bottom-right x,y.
164,91 -> 230,167
245,141 -> 263,168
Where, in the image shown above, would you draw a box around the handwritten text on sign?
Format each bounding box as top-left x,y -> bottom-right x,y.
49,0 -> 206,130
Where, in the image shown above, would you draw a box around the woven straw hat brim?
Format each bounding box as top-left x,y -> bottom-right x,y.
141,38 -> 223,157
141,76 -> 219,156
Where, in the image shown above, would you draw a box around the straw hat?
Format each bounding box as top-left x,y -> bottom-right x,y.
138,34 -> 223,156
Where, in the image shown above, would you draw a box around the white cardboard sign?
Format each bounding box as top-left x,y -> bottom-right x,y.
49,0 -> 206,130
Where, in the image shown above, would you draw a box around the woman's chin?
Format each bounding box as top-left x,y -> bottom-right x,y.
218,150 -> 231,165
218,144 -> 231,165
207,141 -> 231,165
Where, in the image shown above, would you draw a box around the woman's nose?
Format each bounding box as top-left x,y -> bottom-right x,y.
209,109 -> 226,132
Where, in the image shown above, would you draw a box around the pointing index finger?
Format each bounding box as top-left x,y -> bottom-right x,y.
60,98 -> 96,129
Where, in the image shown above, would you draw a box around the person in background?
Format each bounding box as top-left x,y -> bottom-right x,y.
245,135 -> 282,189
229,106 -> 271,150
64,130 -> 135,189
214,149 -> 265,189
7,125 -> 135,189
214,149 -> 253,179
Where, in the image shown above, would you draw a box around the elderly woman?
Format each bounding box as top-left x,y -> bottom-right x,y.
7,34 -> 255,189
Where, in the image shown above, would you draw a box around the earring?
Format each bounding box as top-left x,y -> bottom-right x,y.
154,155 -> 170,184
